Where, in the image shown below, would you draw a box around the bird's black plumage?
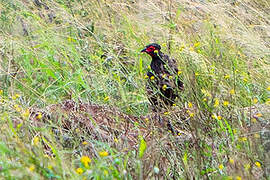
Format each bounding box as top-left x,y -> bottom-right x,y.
141,43 -> 184,111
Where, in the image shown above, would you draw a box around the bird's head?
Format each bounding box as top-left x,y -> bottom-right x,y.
141,43 -> 161,57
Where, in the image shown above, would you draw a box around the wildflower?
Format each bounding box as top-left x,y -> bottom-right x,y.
218,164 -> 224,170
223,101 -> 229,106
256,113 -> 262,117
255,161 -> 261,168
267,86 -> 270,91
229,89 -> 235,95
0,89 -> 3,95
266,98 -> 270,104
144,75 -> 149,79
154,50 -> 158,54
179,45 -> 185,51
104,96 -> 109,101
148,65 -> 151,69
233,129 -> 237,134
81,156 -> 91,167
164,111 -> 170,115
229,158 -> 234,164
162,84 -> 167,90
188,102 -> 193,108
214,98 -> 219,107
254,133 -> 260,138
203,98 -> 207,102
224,74 -> 230,79
243,78 -> 248,82
217,116 -> 222,120
14,104 -> 22,112
240,137 -> 247,142
189,46 -> 194,51
194,42 -> 200,48
76,168 -> 83,174
114,138 -> 119,143
99,151 -> 109,157
28,165 -> 35,171
172,103 -> 176,106
150,76 -> 155,80
177,70 -> 182,75
195,72 -> 199,76
162,74 -> 166,78
36,112 -> 42,120
253,98 -> 258,104
169,75 -> 173,79
33,136 -> 39,146
236,176 -> 242,180
189,112 -> 194,117
82,141 -> 88,145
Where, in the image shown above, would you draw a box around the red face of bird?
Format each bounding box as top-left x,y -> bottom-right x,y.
141,43 -> 161,57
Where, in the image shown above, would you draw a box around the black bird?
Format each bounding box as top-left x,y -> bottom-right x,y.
141,43 -> 184,110
141,43 -> 184,133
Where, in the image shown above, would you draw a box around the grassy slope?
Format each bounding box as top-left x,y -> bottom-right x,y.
0,0 -> 270,179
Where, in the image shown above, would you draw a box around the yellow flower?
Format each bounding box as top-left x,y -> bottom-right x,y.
150,76 -> 155,80
114,138 -> 119,143
255,161 -> 261,168
223,101 -> 229,106
81,156 -> 91,167
194,42 -> 200,48
256,113 -> 262,117
254,133 -> 260,138
218,164 -> 224,170
189,112 -> 194,117
0,89 -> 3,95
169,76 -> 173,79
154,50 -> 158,54
195,72 -> 199,76
82,141 -> 88,145
28,164 -> 35,171
224,74 -> 230,79
99,151 -> 109,157
104,96 -> 109,101
236,176 -> 242,180
188,102 -> 193,108
229,89 -> 235,95
164,111 -> 170,115
266,98 -> 270,104
240,137 -> 247,141
172,103 -> 176,106
229,158 -> 234,164
162,74 -> 166,78
148,65 -> 151,69
162,84 -> 167,90
253,98 -> 258,104
214,98 -> 219,107
144,75 -> 149,79
33,136 -> 39,146
267,86 -> 270,91
189,46 -> 194,51
76,168 -> 83,174
243,78 -> 248,82
177,70 -> 182,75
203,98 -> 207,102
179,45 -> 185,51
217,116 -> 222,120
36,112 -> 42,120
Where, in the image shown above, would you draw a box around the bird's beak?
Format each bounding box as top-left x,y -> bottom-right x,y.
141,48 -> 147,53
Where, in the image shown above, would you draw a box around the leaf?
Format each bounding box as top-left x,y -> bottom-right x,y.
138,135 -> 147,158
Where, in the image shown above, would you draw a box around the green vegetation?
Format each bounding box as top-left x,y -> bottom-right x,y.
0,0 -> 269,179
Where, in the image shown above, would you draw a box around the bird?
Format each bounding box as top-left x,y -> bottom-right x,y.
141,43 -> 184,133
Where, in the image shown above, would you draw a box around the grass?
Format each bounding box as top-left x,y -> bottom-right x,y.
0,0 -> 270,179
